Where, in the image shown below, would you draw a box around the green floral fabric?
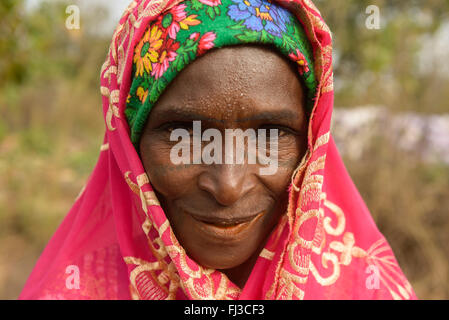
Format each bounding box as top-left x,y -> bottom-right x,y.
126,0 -> 317,148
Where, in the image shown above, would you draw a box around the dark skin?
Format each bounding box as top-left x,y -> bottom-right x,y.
139,45 -> 308,288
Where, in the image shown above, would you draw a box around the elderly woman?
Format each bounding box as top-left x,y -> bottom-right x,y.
20,0 -> 416,300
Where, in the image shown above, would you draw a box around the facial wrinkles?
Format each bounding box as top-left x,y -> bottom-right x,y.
164,47 -> 304,129
139,45 -> 308,278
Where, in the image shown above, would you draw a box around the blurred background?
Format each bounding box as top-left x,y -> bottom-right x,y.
0,0 -> 448,299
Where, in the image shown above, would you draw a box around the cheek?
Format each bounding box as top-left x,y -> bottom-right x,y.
140,132 -> 307,200
259,135 -> 306,196
140,136 -> 198,198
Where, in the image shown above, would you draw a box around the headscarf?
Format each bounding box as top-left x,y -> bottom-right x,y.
125,0 -> 317,148
20,0 -> 417,300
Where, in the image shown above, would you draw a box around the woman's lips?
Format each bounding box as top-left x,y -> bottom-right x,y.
190,212 -> 261,226
185,211 -> 265,240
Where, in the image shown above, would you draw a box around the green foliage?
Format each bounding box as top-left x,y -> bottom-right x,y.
0,0 -> 28,86
0,1 -> 107,297
316,0 -> 449,113
344,134 -> 449,299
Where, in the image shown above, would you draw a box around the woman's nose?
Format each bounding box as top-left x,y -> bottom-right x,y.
197,164 -> 256,206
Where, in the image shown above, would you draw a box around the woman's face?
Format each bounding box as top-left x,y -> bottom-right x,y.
140,45 -> 308,283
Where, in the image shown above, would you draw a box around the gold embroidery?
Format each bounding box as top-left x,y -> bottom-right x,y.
142,190 -> 160,207
125,256 -> 173,300
313,132 -> 330,152
304,194 -> 414,300
303,0 -> 322,16
215,275 -> 230,299
290,149 -> 311,192
309,12 -> 332,39
165,230 -> 240,300
321,66 -> 334,94
157,219 -> 169,237
320,45 -> 334,94
102,65 -> 117,84
136,173 -> 149,187
117,29 -> 129,85
103,88 -> 121,132
143,0 -> 172,17
125,213 -> 183,300
142,217 -> 152,237
323,199 -> 345,236
100,86 -> 110,97
100,143 -> 109,151
260,248 -> 275,261
309,252 -> 340,286
109,89 -> 120,104
106,103 -> 120,131
288,244 -> 311,275
124,256 -> 153,266
329,232 -> 367,266
299,177 -> 323,207
275,269 -> 306,299
271,130 -> 330,299
304,155 -> 326,178
125,171 -> 161,215
124,171 -> 140,195
311,208 -> 325,254
363,240 -> 415,299
294,208 -> 319,238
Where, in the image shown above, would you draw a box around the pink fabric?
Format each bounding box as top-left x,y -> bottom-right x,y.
20,0 -> 417,300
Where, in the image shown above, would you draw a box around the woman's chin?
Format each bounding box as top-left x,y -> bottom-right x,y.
190,250 -> 254,271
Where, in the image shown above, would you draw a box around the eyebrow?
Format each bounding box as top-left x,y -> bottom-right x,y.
152,108 -> 221,122
236,110 -> 299,123
151,107 -> 300,124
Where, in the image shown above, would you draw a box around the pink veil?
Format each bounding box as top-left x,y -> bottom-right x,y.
19,0 -> 416,300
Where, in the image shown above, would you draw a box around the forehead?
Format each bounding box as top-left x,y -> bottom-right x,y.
151,45 -> 305,122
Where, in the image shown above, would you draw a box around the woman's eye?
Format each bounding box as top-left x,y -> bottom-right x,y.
259,125 -> 297,138
161,122 -> 193,134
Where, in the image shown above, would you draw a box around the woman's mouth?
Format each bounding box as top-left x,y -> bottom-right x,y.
185,211 -> 266,240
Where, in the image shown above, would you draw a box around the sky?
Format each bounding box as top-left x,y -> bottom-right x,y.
26,0 -> 131,35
